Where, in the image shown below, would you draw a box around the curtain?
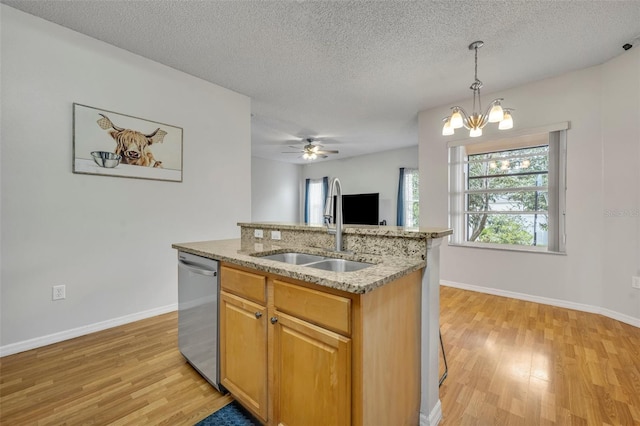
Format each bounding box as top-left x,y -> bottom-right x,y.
397,168 -> 405,226
304,178 -> 311,224
322,176 -> 329,213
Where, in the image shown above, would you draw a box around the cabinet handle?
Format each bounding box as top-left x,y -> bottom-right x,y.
255,312 -> 263,319
270,317 -> 278,324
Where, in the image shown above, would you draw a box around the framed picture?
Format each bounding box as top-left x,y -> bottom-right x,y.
73,103 -> 183,182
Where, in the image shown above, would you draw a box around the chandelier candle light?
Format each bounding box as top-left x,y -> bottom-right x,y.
442,41 -> 513,137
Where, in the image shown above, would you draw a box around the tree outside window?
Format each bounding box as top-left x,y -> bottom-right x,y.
403,169 -> 420,227
466,146 -> 549,246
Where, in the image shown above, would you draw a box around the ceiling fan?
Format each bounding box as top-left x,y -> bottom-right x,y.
282,138 -> 339,160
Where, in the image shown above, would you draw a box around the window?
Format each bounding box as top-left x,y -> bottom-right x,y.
304,177 -> 327,225
449,129 -> 566,252
397,168 -> 419,227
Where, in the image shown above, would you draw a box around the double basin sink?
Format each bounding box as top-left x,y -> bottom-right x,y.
255,252 -> 373,272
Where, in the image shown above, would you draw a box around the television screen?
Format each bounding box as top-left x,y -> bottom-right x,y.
333,193 -> 379,225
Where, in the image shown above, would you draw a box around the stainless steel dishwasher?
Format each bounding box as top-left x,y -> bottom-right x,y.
177,251 -> 222,391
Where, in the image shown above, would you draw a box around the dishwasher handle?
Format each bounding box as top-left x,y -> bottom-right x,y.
178,260 -> 217,277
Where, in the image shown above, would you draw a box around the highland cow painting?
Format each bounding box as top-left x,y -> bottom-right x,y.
73,103 -> 183,182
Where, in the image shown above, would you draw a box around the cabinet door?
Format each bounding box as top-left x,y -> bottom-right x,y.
220,291 -> 268,422
272,311 -> 351,426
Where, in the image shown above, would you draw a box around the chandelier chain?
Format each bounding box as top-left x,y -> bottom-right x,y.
474,44 -> 481,113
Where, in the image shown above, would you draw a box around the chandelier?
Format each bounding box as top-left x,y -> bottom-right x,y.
442,41 -> 513,137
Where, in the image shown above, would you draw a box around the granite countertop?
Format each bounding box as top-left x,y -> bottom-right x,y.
237,222 -> 453,239
172,239 -> 426,294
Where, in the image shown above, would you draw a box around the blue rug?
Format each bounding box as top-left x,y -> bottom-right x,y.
195,401 -> 260,426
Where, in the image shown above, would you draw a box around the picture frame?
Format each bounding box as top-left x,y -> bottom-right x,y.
73,103 -> 183,182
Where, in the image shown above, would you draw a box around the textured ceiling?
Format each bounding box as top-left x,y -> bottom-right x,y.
3,1 -> 640,163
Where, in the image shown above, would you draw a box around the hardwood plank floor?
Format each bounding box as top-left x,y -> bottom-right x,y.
1,287 -> 639,425
438,286 -> 640,425
0,312 -> 230,425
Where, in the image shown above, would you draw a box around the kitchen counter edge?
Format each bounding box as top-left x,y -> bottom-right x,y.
172,239 -> 426,294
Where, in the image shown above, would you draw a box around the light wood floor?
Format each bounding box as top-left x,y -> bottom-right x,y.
438,286 -> 640,425
0,312 -> 231,425
1,287 -> 639,425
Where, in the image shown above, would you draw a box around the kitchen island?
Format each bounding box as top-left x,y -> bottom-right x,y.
173,222 -> 452,426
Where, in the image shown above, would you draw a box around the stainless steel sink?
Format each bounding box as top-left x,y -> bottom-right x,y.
259,252 -> 327,265
255,252 -> 373,272
305,258 -> 373,272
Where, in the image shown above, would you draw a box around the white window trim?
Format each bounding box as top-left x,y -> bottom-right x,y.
446,121 -> 570,148
448,124 -> 568,254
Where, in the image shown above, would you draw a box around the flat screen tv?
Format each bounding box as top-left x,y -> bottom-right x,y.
333,193 -> 379,225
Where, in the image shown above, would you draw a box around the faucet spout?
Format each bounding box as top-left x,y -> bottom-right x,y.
323,177 -> 343,252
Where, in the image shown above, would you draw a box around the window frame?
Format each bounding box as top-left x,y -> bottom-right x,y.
448,123 -> 567,254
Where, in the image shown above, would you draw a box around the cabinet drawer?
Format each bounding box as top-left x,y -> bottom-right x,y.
221,265 -> 266,304
273,280 -> 351,336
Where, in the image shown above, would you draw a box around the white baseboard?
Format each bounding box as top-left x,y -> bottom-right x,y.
441,280 -> 640,328
0,303 -> 178,358
420,400 -> 442,426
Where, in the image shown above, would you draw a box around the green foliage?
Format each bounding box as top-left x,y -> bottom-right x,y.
476,215 -> 534,245
406,170 -> 420,227
411,201 -> 419,227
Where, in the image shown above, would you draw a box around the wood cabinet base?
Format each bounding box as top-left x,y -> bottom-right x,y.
220,263 -> 422,426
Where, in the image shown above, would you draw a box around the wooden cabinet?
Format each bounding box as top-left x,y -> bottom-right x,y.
220,291 -> 268,422
220,263 -> 422,426
273,311 -> 351,426
271,279 -> 352,425
220,266 -> 268,422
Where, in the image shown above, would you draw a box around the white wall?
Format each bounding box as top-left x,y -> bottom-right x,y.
601,49 -> 640,318
251,158 -> 301,222
419,48 -> 640,324
301,146 -> 418,225
0,6 -> 252,352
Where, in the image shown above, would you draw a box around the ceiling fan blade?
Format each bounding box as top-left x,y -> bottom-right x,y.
316,150 -> 339,154
288,146 -> 302,150
318,154 -> 328,159
282,151 -> 302,154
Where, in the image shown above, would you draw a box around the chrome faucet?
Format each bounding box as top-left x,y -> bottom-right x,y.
323,177 -> 343,252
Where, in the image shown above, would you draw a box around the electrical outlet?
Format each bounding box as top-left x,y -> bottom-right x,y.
271,230 -> 281,240
254,229 -> 263,238
632,276 -> 640,289
52,285 -> 66,300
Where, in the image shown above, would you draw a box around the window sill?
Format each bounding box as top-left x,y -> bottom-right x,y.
448,242 -> 566,256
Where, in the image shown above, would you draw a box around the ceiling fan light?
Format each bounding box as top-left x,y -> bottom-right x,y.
488,100 -> 504,123
499,110 -> 513,130
450,108 -> 464,129
442,117 -> 454,136
469,127 -> 482,138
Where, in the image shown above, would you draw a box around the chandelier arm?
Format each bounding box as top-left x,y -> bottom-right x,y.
455,106 -> 470,120
456,107 -> 472,130
482,101 -> 499,122
479,114 -> 489,129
